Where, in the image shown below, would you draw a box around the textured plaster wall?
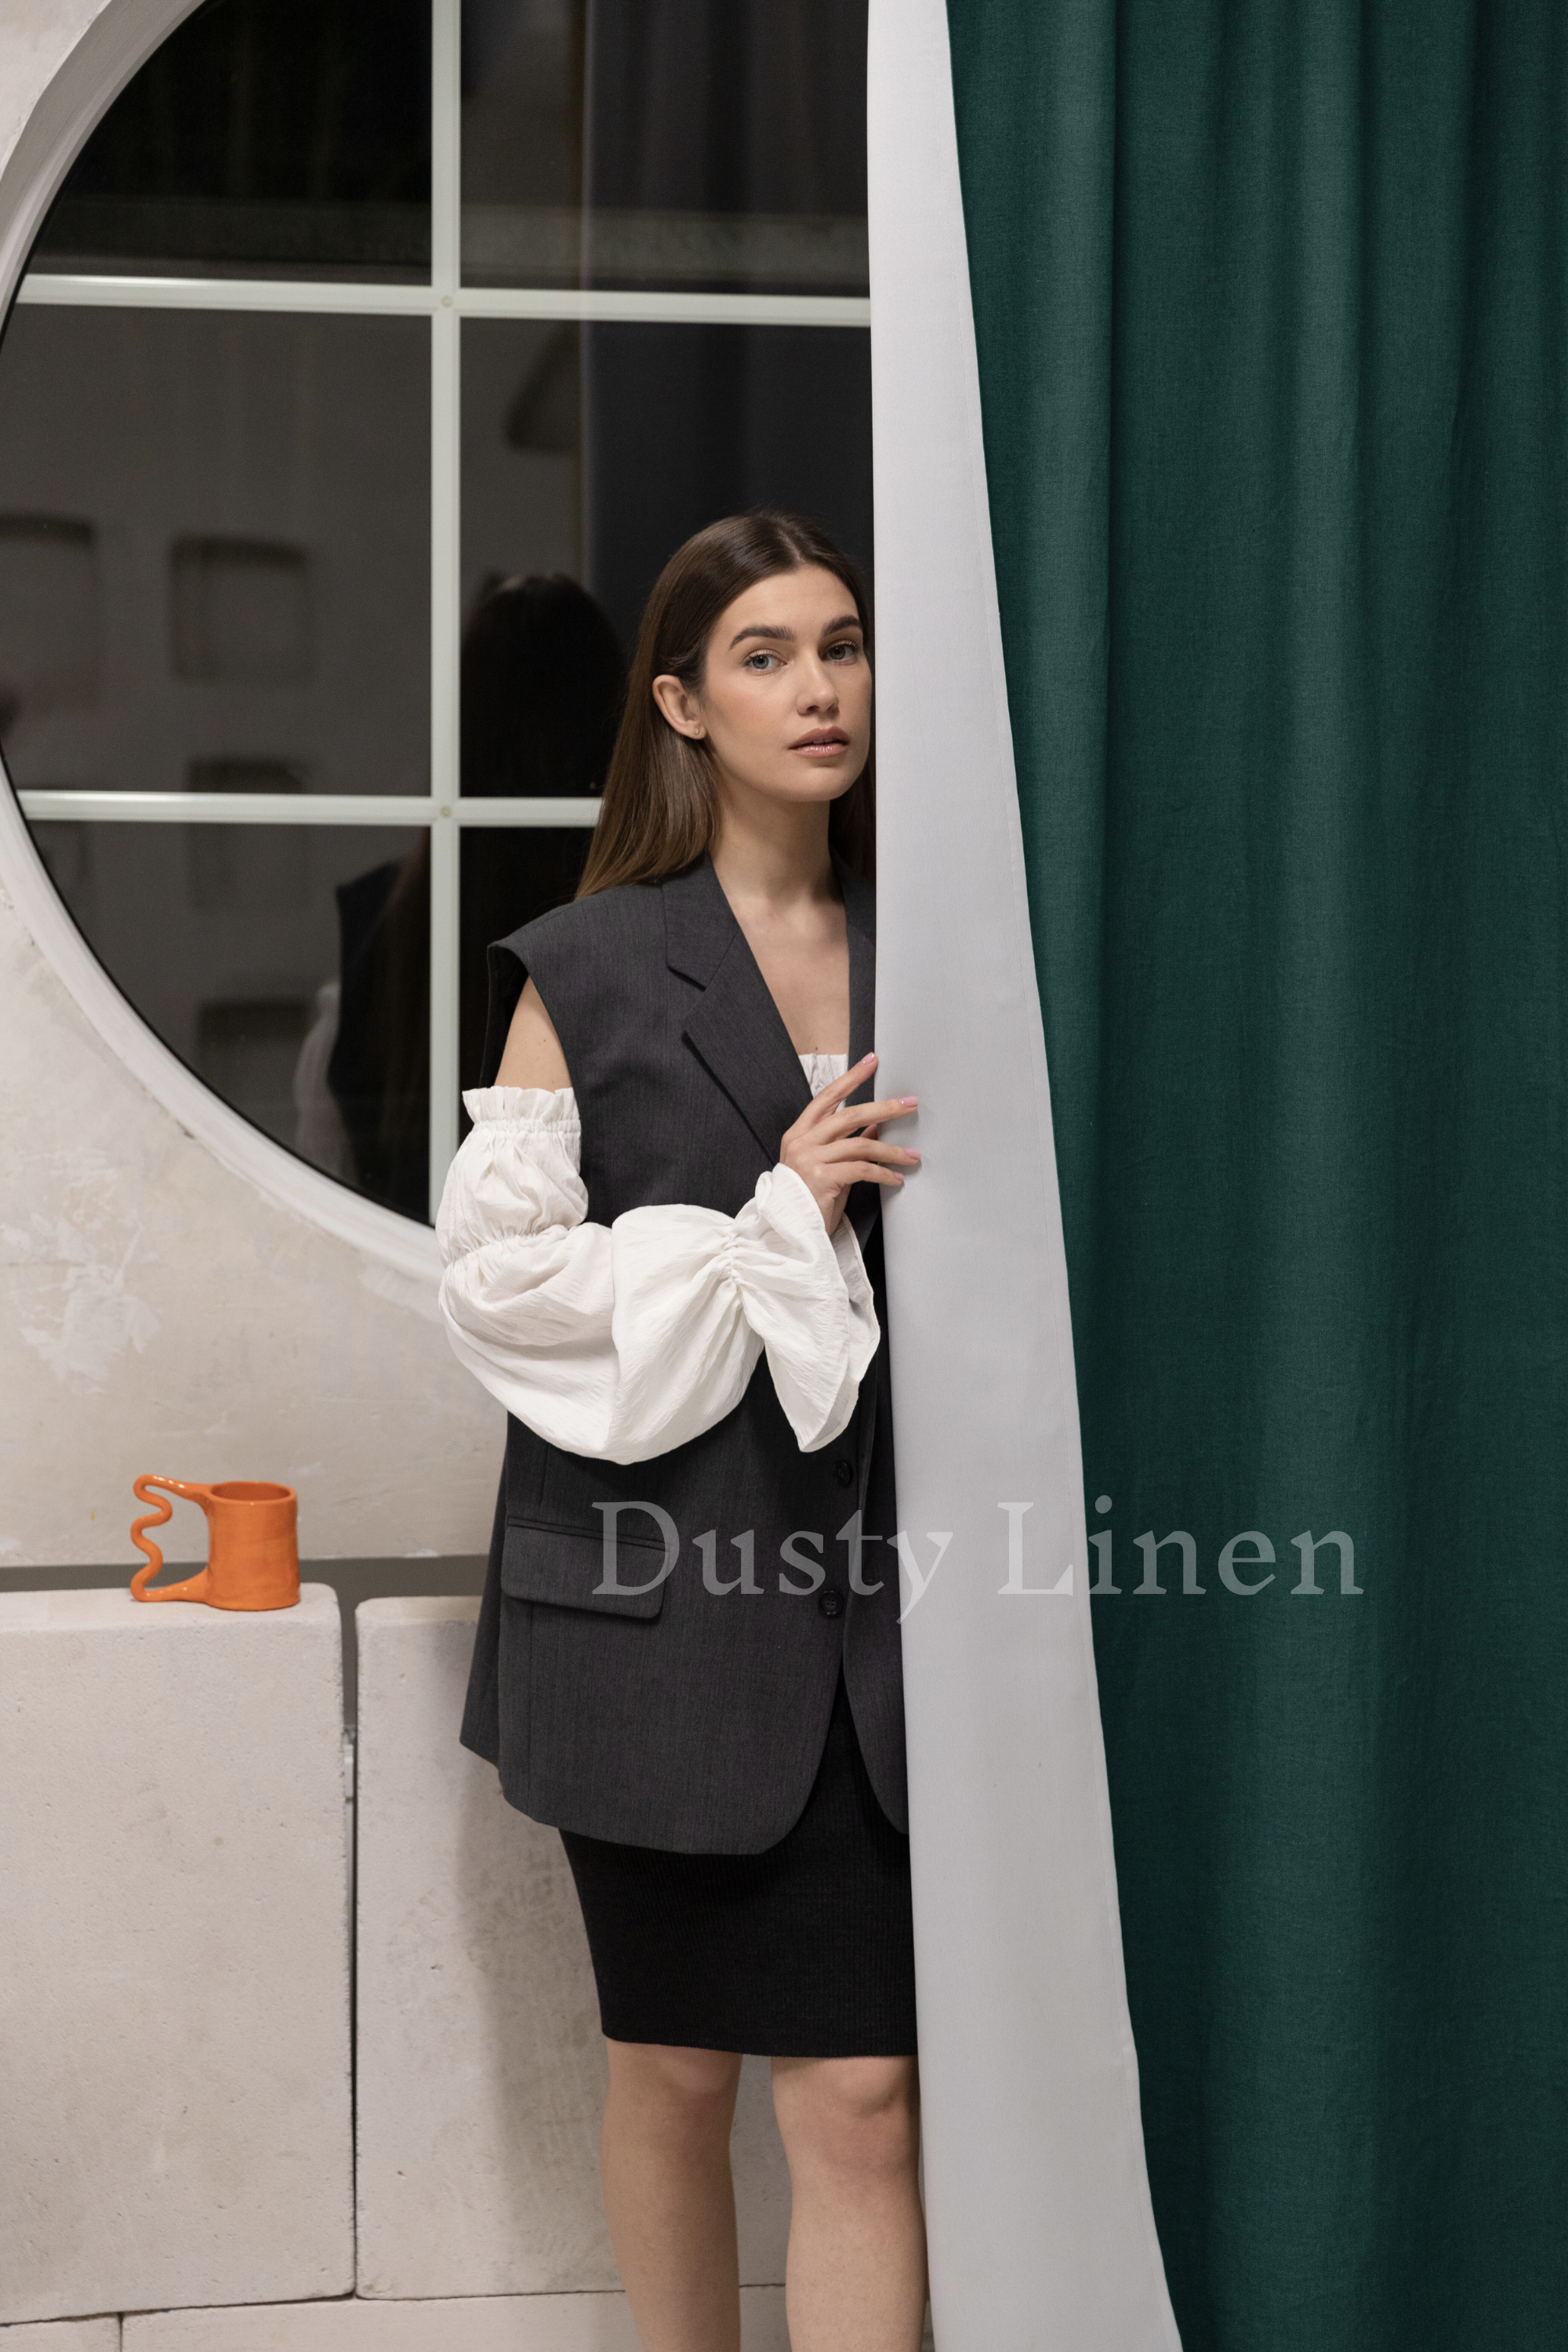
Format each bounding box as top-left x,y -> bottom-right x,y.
0,877 -> 503,1565
0,1 -> 107,165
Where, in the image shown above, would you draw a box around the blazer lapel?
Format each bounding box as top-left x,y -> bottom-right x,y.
666,853 -> 882,1204
666,859 -> 812,1160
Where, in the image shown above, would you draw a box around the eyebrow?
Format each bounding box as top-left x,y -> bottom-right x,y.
727,613 -> 863,649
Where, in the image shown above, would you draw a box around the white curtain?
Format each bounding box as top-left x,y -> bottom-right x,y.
868,3 -> 1180,2343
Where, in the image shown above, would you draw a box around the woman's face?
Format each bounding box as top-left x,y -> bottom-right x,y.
652,563 -> 872,812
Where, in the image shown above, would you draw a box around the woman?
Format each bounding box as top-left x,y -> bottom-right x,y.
437,513 -> 925,2352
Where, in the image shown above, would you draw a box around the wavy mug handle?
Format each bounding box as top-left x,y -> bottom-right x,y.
129,1475 -> 216,1602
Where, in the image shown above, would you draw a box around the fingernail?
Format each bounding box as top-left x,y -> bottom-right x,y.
906,1150 -> 921,1161
901,1095 -> 918,1106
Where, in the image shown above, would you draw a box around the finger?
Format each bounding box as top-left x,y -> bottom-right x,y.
808,1052 -> 880,1116
833,1162 -> 909,1189
823,1093 -> 918,1135
818,1133 -> 920,1165
822,1115 -> 921,1152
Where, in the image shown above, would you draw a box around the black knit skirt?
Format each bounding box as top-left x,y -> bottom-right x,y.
559,1676 -> 918,2057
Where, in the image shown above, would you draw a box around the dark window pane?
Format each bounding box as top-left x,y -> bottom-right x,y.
463,317 -> 872,655
461,0 -> 868,293
455,566 -> 619,1125
28,822 -> 431,1218
461,323 -> 588,607
32,0 -> 432,281
0,308 -> 429,797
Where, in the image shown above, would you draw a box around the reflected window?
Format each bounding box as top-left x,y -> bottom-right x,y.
30,819 -> 428,1183
0,307 -> 430,797
31,0 -> 433,281
0,517 -> 103,725
462,0 -> 869,294
2,0 -> 871,1222
170,539 -> 314,686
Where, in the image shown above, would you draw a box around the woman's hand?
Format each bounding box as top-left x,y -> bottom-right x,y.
780,1054 -> 919,1233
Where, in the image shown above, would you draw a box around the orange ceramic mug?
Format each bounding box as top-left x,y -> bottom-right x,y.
129,1476 -> 300,1610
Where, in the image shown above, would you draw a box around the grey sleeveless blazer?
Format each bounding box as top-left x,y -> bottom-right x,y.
458,854 -> 906,1853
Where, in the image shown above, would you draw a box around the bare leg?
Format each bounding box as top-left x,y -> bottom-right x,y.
600,2039 -> 744,2352
771,2054 -> 927,2352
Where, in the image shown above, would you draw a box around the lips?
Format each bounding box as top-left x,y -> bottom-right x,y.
790,730 -> 849,750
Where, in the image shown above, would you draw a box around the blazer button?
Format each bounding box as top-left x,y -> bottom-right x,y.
818,1584 -> 846,1619
833,1457 -> 855,1489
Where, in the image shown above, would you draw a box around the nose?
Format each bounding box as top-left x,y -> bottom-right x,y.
797,654 -> 840,711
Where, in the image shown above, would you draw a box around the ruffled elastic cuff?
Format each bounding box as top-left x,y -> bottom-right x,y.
461,1083 -> 579,1137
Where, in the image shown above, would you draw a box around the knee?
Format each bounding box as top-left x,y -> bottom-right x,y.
773,2055 -> 920,2186
607,2041 -> 741,2143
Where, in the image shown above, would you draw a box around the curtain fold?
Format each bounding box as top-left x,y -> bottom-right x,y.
946,2 -> 1568,2346
869,3 -> 1178,2345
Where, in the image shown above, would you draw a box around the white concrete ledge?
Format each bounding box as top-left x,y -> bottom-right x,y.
122,2290 -> 789,2350
0,1588 -> 352,2323
352,1599 -> 790,2299
0,2324 -> 121,2349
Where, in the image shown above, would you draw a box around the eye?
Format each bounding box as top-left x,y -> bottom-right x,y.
743,650 -> 779,671
826,638 -> 861,662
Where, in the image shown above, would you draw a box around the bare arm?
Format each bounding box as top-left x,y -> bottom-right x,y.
494,975 -> 572,1091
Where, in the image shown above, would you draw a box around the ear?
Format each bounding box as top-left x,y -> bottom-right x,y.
652,673 -> 706,739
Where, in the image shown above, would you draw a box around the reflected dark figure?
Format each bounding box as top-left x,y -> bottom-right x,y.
328,574 -> 625,1218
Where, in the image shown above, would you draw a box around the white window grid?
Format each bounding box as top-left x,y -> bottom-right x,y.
12,0 -> 870,1216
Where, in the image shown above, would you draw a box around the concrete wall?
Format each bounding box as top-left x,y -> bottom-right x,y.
0,874 -> 501,1567
0,2325 -> 121,2350
0,2 -> 109,173
0,1587 -> 352,2325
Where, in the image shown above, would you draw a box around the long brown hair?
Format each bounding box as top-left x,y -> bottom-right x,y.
576,511 -> 874,897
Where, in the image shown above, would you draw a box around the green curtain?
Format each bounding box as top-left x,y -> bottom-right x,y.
945,4 -> 1566,2347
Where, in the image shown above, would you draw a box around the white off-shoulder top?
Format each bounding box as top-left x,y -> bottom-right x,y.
436,1054 -> 879,1468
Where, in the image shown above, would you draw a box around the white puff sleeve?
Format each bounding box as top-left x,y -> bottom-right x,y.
437,1086 -> 879,1466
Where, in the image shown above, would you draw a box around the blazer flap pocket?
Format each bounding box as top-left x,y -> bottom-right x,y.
502,1518 -> 671,1621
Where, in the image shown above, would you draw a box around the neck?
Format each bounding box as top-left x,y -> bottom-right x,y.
709,786 -> 837,913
